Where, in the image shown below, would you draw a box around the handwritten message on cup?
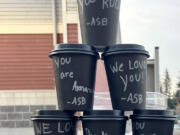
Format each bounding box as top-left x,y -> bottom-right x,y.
84,128 -> 108,135
54,56 -> 94,108
109,59 -> 146,105
104,53 -> 148,110
34,121 -> 75,135
77,0 -> 121,46
78,0 -> 120,27
134,121 -> 157,135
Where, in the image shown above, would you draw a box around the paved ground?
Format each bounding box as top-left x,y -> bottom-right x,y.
0,128 -> 132,135
174,129 -> 180,135
0,128 -> 178,135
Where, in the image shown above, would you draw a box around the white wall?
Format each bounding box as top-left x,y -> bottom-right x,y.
0,0 -> 63,33
0,90 -> 57,105
0,0 -> 57,24
147,61 -> 155,92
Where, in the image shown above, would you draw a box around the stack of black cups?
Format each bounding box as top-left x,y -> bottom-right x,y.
31,0 -> 176,135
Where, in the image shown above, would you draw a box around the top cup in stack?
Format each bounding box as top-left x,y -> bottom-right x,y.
77,0 -> 121,51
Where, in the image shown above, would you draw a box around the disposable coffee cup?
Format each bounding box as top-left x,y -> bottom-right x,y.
49,44 -> 99,111
131,110 -> 176,135
102,44 -> 149,111
31,110 -> 78,135
81,110 -> 128,135
77,0 -> 121,51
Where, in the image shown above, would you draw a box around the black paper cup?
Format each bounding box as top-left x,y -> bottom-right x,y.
102,44 -> 149,111
81,110 -> 128,135
131,110 -> 176,135
77,0 -> 121,51
31,110 -> 78,135
49,44 -> 99,111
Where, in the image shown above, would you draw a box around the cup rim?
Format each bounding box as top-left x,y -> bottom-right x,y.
101,44 -> 150,59
133,109 -> 175,116
31,117 -> 78,121
81,110 -> 128,121
80,117 -> 128,121
31,110 -> 78,120
130,116 -> 176,121
130,109 -> 177,121
49,43 -> 99,59
83,110 -> 124,115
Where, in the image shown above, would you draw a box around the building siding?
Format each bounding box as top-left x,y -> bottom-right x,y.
67,24 -> 78,43
56,0 -> 63,23
147,64 -> 155,92
0,1 -> 79,91
57,33 -> 63,44
66,0 -> 77,12
0,34 -> 63,90
0,0 -> 62,24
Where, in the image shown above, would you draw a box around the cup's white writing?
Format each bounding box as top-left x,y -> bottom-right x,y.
54,57 -> 71,68
110,60 -> 146,74
72,80 -> 93,93
84,128 -> 108,135
35,122 -> 73,135
136,122 -> 145,130
58,122 -> 73,133
120,72 -> 144,92
86,17 -> 108,26
121,93 -> 143,104
78,0 -> 120,10
129,60 -> 146,70
60,72 -> 74,79
109,60 -> 145,92
67,96 -> 86,106
102,0 -> 120,10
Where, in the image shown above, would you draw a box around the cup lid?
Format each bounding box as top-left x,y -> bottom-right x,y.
49,44 -> 99,58
81,110 -> 128,120
36,110 -> 75,116
133,109 -> 174,116
131,109 -> 176,120
31,110 -> 77,120
102,44 -> 150,59
83,110 -> 124,116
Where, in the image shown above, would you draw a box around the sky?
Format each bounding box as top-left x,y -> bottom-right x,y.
120,0 -> 180,91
